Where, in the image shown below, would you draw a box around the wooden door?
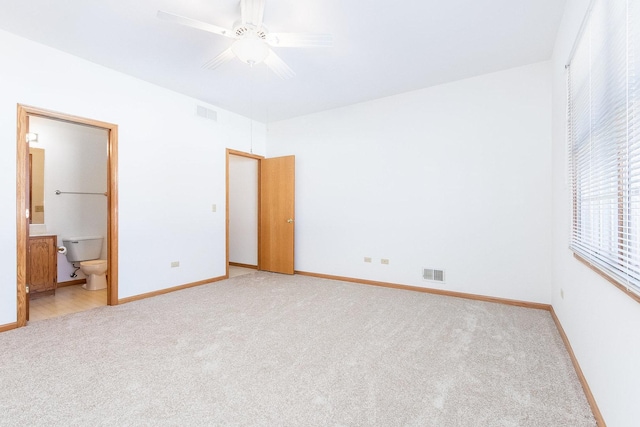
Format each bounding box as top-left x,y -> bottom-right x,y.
259,156 -> 295,274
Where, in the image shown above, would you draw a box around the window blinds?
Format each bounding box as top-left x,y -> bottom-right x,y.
567,0 -> 640,296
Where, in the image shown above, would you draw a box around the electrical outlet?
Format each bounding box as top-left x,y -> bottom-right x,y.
381,259 -> 389,265
171,261 -> 180,268
364,257 -> 372,263
560,289 -> 564,299
211,204 -> 217,212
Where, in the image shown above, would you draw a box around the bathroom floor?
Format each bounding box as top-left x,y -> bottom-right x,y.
28,285 -> 107,322
28,266 -> 256,322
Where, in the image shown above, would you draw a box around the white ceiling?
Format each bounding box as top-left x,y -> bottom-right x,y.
0,0 -> 566,123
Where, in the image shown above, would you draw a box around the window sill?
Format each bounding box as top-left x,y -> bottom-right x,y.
572,252 -> 640,304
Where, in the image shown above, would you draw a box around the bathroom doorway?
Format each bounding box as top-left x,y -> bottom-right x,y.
16,105 -> 119,327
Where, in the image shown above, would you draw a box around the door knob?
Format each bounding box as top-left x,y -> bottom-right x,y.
287,218 -> 294,223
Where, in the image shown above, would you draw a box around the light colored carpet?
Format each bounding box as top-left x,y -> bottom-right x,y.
0,272 -> 595,426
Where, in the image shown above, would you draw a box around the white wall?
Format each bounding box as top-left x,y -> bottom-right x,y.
268,61 -> 553,304
550,1 -> 640,426
229,155 -> 258,266
0,29 -> 266,325
30,116 -> 108,283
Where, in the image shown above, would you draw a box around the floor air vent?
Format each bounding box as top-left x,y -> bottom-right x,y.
423,268 -> 445,283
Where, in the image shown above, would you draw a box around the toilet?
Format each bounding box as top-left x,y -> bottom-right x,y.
62,236 -> 107,291
79,259 -> 108,290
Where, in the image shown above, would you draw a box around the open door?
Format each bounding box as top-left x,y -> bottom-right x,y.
259,155 -> 295,274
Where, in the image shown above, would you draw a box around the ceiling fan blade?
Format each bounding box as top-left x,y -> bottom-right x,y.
263,49 -> 295,80
157,10 -> 234,39
266,32 -> 333,47
241,0 -> 265,26
202,48 -> 236,70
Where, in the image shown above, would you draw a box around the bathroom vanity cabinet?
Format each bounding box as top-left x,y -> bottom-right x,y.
28,235 -> 57,298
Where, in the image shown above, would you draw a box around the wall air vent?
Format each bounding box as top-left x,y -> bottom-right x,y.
196,105 -> 218,122
423,268 -> 445,283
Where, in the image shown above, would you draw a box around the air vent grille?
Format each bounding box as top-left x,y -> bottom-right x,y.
423,268 -> 445,283
196,105 -> 217,121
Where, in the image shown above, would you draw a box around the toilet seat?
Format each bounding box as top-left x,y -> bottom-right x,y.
80,259 -> 107,267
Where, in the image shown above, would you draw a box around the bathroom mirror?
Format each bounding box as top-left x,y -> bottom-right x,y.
29,147 -> 45,224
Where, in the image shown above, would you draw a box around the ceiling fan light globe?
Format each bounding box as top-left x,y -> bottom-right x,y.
232,36 -> 269,65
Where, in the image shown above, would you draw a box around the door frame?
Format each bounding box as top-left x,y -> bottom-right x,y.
226,149 -> 264,277
16,104 -> 119,327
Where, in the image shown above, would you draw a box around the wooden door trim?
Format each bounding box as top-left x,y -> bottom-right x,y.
227,149 -> 264,160
16,104 -> 119,327
226,149 -> 264,278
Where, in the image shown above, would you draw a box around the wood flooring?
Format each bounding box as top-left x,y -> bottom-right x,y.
28,266 -> 256,323
28,285 -> 106,322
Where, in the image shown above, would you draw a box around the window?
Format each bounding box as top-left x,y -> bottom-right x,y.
567,0 -> 640,299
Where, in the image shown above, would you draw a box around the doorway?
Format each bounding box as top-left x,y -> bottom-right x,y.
227,149 -> 262,277
225,149 -> 295,276
16,105 -> 119,327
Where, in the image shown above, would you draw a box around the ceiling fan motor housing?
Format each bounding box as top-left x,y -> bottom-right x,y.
232,25 -> 269,64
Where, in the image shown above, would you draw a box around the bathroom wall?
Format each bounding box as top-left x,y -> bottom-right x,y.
29,116 -> 108,283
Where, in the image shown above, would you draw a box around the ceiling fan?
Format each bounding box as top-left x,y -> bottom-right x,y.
158,0 -> 332,79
